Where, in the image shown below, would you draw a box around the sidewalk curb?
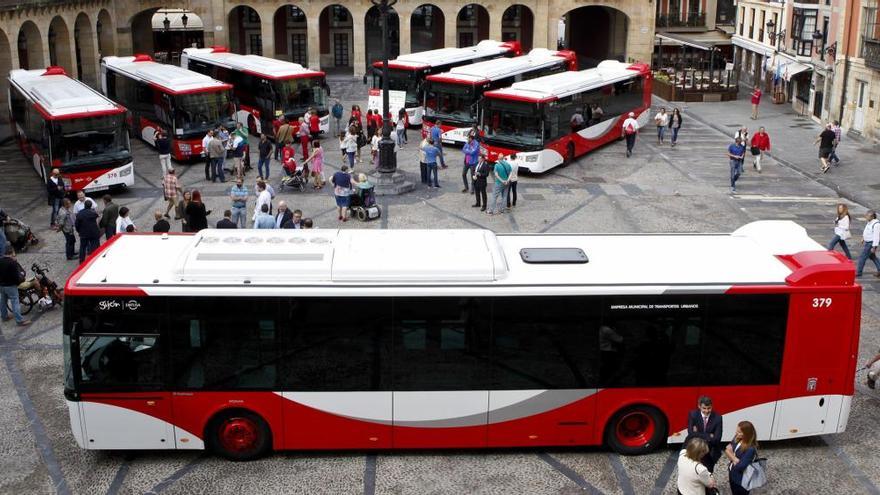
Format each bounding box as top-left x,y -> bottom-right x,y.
680,105 -> 875,209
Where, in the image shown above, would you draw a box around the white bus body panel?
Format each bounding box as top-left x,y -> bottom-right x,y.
406,106 -> 424,126
67,401 -> 86,448
78,162 -> 135,192
507,149 -> 564,174
283,391 -> 393,423
440,126 -> 471,146
80,401 -> 174,449
393,391 -> 488,427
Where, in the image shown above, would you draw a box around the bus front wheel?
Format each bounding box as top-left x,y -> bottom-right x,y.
604,405 -> 667,456
207,409 -> 272,461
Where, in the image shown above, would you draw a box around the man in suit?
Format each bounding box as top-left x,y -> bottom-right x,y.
686,395 -> 723,472
274,201 -> 293,229
46,168 -> 66,228
75,200 -> 101,263
98,194 -> 119,240
216,210 -> 237,229
282,209 -> 304,229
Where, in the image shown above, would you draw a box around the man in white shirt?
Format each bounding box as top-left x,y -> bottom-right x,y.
621,112 -> 640,158
73,190 -> 87,215
857,210 -> 880,277
201,130 -> 214,180
654,107 -> 669,144
253,181 -> 272,225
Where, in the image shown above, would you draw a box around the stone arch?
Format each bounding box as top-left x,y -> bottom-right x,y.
74,12 -> 98,86
0,28 -> 11,111
97,9 -> 115,57
502,5 -> 534,52
130,8 -> 159,55
48,16 -> 74,73
17,21 -> 43,70
456,4 -> 489,47
274,4 -> 308,65
560,6 -> 628,68
318,5 -> 354,74
228,5 -> 262,55
411,4 -> 444,53
365,4 -> 399,70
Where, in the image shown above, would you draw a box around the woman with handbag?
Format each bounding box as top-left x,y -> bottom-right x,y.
725,421 -> 759,495
828,203 -> 853,259
668,108 -> 683,147
676,438 -> 717,495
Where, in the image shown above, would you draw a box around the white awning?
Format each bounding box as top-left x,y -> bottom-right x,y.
783,62 -> 811,81
731,36 -> 774,58
152,10 -> 204,31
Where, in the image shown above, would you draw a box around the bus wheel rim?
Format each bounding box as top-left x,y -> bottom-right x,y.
615,411 -> 655,448
219,417 -> 259,453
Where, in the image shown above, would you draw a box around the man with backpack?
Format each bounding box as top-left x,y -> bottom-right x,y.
622,112 -> 639,158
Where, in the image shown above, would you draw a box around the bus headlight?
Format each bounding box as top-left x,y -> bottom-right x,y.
119,166 -> 132,177
525,155 -> 539,163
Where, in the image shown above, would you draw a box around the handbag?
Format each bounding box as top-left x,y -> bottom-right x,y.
750,146 -> 761,156
742,457 -> 768,490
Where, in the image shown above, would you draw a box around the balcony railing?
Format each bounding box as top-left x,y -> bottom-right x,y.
863,38 -> 880,70
657,12 -> 707,28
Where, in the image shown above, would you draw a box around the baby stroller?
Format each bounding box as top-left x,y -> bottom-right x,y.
350,183 -> 381,221
1,210 -> 39,252
280,169 -> 307,192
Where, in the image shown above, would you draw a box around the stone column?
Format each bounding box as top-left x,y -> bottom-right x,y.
307,10 -> 321,70
397,7 -> 413,54
353,8 -> 367,77
533,0 -> 551,50
116,26 -> 133,56
489,8 -> 502,42
445,9 -> 457,47
259,7 -> 276,58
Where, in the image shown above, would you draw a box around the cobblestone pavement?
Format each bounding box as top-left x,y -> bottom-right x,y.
0,86 -> 879,494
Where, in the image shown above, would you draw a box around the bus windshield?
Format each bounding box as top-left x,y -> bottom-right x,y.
374,68 -> 421,106
482,99 -> 545,148
274,77 -> 328,116
173,90 -> 235,135
425,82 -> 477,125
51,114 -> 130,166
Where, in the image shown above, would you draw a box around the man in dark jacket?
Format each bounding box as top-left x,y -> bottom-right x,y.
1,244 -> 31,326
216,210 -> 237,229
75,200 -> 101,263
152,211 -> 171,233
98,194 -> 119,240
685,396 -> 723,472
46,168 -> 66,228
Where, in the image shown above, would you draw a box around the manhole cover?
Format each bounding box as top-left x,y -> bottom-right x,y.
725,124 -> 741,128
692,203 -> 709,210
581,176 -> 607,183
522,193 -> 545,201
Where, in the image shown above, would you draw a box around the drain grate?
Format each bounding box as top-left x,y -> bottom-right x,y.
725,124 -> 742,128
581,176 -> 607,183
522,193 -> 545,201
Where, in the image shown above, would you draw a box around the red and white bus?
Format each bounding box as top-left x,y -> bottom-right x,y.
181,47 -> 330,138
481,60 -> 652,173
8,67 -> 133,192
63,221 -> 860,460
371,40 -> 521,126
422,49 -> 577,145
101,55 -> 236,162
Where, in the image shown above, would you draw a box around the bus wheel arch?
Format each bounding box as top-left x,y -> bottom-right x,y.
205,408 -> 272,461
603,403 -> 667,455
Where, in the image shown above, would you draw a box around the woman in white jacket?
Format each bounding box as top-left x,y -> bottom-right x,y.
827,203 -> 852,259
676,438 -> 717,495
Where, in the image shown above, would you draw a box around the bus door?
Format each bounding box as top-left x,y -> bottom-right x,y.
391,298 -> 490,448
74,302 -> 175,449
773,292 -> 856,439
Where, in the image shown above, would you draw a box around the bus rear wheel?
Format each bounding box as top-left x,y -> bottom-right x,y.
207,409 -> 271,461
605,405 -> 666,455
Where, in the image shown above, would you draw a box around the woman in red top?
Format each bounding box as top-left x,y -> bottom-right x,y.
750,126 -> 771,173
350,105 -> 362,128
309,109 -> 321,140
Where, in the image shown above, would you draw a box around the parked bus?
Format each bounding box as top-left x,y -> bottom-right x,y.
181,47 -> 330,138
101,55 -> 236,162
8,67 -> 133,192
370,40 -> 521,126
63,221 -> 860,460
480,60 -> 652,173
422,49 -> 577,145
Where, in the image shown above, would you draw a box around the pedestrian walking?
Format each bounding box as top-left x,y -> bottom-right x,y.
396,110 -> 407,146
350,105 -> 362,129
622,112 -> 639,157
724,421 -> 759,495
342,127 -> 358,168
208,131 -> 226,182
331,165 -> 356,222
676,438 -> 717,495
185,190 -> 209,232
749,127 -> 770,173
55,198 -> 77,260
371,128 -> 381,169
309,109 -> 321,140
728,137 -> 746,193
366,109 -> 377,141
73,190 -> 87,215
654,107 -> 669,144
201,129 -> 214,180
254,181 -> 272,224
155,130 -> 172,175
254,203 -> 275,229
506,159 -> 519,209
354,122 -> 367,164
827,203 -> 852,259
686,396 -> 723,473
162,168 -> 181,219
152,211 -> 170,233
422,138 -> 441,188
0,244 -> 31,326
257,133 -> 273,178
297,116 -> 311,159
472,158 -> 489,211
75,199 -> 100,263
115,206 -> 135,233
750,87 -> 762,120
829,120 -> 843,165
331,99 -> 344,135
98,194 -> 119,240
856,210 -> 880,278
734,126 -> 749,144
418,135 -> 429,184
488,155 -> 512,215
46,168 -> 65,228
430,120 -> 447,168
229,178 -> 248,228
217,210 -> 237,229
276,118 -> 293,158
302,141 -> 325,189
814,123 -> 836,173
669,108 -> 683,147
462,135 -> 480,193
177,190 -> 192,232
230,131 -> 246,179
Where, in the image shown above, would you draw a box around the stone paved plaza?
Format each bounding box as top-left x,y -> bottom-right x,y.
1,87 -> 879,494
